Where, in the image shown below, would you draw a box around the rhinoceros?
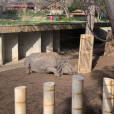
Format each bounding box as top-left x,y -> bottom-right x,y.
24,52 -> 77,76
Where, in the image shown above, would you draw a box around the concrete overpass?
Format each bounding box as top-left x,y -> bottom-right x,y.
0,22 -> 111,33
0,22 -> 111,65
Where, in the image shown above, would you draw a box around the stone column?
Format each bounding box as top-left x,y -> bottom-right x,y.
41,31 -> 53,52
4,33 -> 18,62
53,31 -> 60,52
19,32 -> 41,58
0,34 -> 4,65
12,35 -> 18,62
25,32 -> 41,56
32,31 -> 41,53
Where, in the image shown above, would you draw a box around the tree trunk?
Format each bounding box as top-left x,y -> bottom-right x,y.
24,0 -> 27,13
86,3 -> 95,34
97,9 -> 100,20
60,1 -> 70,18
63,6 -> 70,18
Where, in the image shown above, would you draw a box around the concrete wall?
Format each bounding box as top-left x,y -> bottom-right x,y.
53,30 -> 60,52
19,31 -> 41,59
41,31 -> 53,52
0,34 -> 5,65
4,33 -> 18,62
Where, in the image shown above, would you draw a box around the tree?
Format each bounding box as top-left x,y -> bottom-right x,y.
49,0 -> 73,18
95,0 -> 106,20
0,0 -> 8,14
80,0 -> 96,34
86,0 -> 95,34
69,0 -> 82,13
60,0 -> 70,18
24,0 -> 27,13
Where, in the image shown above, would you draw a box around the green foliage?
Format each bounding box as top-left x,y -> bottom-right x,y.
0,10 -> 20,20
0,9 -> 49,21
69,0 -> 82,13
56,16 -> 86,22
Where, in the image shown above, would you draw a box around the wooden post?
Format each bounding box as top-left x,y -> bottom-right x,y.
15,86 -> 26,114
104,30 -> 114,56
43,82 -> 55,114
72,75 -> 84,114
78,34 -> 94,73
103,78 -> 114,114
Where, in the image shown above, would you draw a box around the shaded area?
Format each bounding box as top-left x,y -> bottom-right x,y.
59,29 -> 84,59
60,29 -> 84,50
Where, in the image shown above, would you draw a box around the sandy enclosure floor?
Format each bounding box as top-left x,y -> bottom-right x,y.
0,55 -> 114,114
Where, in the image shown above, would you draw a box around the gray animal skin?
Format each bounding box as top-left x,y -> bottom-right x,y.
24,52 -> 77,76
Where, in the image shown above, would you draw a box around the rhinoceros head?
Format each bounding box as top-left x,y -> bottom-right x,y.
61,59 -> 77,75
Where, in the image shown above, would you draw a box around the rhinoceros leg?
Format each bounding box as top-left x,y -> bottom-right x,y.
46,67 -> 60,77
26,67 -> 31,74
24,57 -> 32,74
24,59 -> 31,74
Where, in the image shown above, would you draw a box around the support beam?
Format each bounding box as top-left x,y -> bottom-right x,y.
0,34 -> 4,65
4,33 -> 18,62
53,31 -> 60,52
104,30 -> 114,56
19,32 -> 41,58
41,31 -> 53,52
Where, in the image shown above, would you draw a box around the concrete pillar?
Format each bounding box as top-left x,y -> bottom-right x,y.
53,31 -> 60,52
4,33 -> 18,62
41,31 -> 53,52
0,34 -> 4,65
19,32 -> 41,58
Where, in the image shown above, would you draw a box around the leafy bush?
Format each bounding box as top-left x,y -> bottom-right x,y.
56,16 -> 79,22
1,10 -> 20,20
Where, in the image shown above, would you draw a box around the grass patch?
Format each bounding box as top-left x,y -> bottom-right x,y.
0,20 -> 83,26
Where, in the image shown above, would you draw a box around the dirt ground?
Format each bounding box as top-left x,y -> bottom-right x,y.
0,53 -> 114,114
